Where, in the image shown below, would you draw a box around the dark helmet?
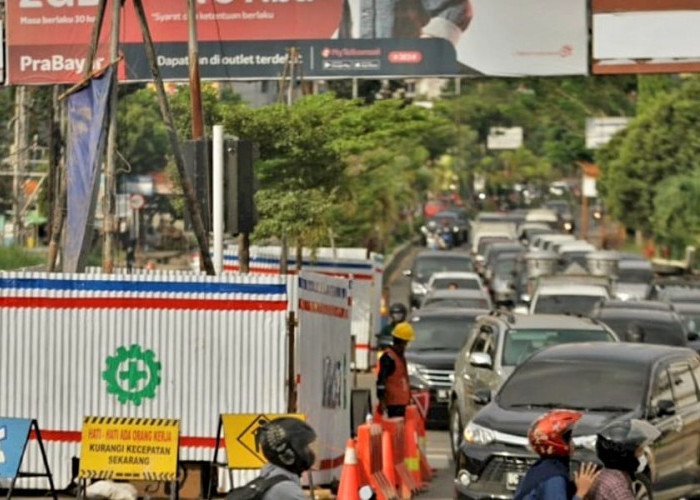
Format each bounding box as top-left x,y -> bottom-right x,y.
596,419 -> 660,473
256,418 -> 317,475
389,303 -> 407,323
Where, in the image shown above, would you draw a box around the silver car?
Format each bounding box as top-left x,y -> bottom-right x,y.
448,312 -> 619,457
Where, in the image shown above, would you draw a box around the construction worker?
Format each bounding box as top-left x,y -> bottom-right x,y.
376,321 -> 415,418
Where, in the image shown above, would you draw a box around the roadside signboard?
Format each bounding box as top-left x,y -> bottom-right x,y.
6,0 -> 588,83
0,418 -> 32,480
218,414 -> 305,470
79,417 -> 180,481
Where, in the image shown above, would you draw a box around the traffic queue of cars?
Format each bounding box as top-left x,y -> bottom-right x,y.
399,203 -> 700,499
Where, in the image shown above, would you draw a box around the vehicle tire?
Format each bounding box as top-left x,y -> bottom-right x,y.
449,402 -> 463,461
632,473 -> 653,500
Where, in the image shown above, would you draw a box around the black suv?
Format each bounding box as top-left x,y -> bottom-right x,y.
405,307 -> 489,427
455,343 -> 700,500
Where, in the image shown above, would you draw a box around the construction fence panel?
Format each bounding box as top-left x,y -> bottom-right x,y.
216,245 -> 383,370
296,271 -> 352,485
0,272 -> 289,490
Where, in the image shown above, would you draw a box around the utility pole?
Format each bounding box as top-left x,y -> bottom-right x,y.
12,86 -> 28,246
133,0 -> 215,275
188,0 -> 205,140
102,0 -> 122,273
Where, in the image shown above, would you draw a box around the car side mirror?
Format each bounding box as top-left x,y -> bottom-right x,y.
688,331 -> 700,341
656,399 -> 676,417
469,352 -> 493,369
403,269 -> 412,277
474,389 -> 492,405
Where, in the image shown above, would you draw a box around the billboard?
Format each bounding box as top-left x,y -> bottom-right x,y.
585,117 -> 631,149
7,0 -> 588,84
593,0 -> 700,74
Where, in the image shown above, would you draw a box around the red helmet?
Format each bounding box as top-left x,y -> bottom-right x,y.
528,409 -> 583,457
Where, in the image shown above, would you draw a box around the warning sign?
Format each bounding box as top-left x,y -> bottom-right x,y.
79,417 -> 180,481
0,418 -> 32,480
221,414 -> 305,469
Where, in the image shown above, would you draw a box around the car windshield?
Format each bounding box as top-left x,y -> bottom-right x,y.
599,317 -> 687,346
423,298 -> 489,310
498,360 -> 646,411
415,256 -> 473,278
502,329 -> 614,366
618,267 -> 654,284
432,278 -> 480,290
533,295 -> 603,316
408,316 -> 479,351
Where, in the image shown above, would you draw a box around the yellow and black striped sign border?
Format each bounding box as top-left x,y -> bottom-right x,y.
79,470 -> 115,479
142,472 -> 177,481
83,417 -> 179,427
79,470 -> 176,481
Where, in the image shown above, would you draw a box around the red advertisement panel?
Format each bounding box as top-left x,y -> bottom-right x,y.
7,0 -> 342,84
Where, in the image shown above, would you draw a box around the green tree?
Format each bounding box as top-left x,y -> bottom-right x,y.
651,174 -> 700,252
597,76 -> 700,236
117,88 -> 169,174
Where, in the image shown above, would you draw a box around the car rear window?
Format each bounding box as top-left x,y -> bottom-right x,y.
423,298 -> 489,310
502,329 -> 615,366
598,317 -> 687,346
533,295 -> 603,316
408,316 -> 479,351
499,360 -> 646,411
415,256 -> 474,278
432,278 -> 480,291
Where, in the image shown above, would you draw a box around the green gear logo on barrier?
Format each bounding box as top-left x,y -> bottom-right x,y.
102,344 -> 162,406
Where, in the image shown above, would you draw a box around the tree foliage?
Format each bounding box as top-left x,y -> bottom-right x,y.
651,174 -> 700,251
597,76 -> 700,236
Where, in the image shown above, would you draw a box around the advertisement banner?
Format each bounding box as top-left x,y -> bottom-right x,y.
7,0 -> 588,84
592,0 -> 700,74
64,67 -> 113,273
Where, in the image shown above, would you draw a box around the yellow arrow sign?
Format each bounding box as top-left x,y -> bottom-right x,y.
221,414 -> 305,469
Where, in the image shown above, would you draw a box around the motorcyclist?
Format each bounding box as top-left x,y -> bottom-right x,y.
587,419 -> 660,500
376,322 -> 415,418
376,302 -> 408,349
254,417 -> 318,500
514,409 -> 600,500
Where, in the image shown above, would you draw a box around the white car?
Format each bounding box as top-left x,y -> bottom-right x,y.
427,271 -> 485,293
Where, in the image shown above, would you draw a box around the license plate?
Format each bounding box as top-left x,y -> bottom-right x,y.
506,472 -> 523,490
437,389 -> 449,401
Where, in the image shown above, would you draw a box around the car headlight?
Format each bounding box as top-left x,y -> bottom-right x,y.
564,222 -> 573,230
407,362 -> 426,377
453,226 -> 460,232
411,282 -> 427,295
463,422 -> 496,445
615,292 -> 631,301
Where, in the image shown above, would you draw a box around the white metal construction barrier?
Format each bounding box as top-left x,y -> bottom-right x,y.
0,272 -> 289,489
296,271 -> 352,485
210,245 -> 384,371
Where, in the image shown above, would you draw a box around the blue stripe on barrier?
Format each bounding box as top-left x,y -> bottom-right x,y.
0,278 -> 286,295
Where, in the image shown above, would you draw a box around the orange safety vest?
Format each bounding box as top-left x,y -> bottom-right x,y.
384,348 -> 411,406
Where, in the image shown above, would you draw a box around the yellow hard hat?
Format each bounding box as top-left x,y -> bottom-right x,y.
392,322 -> 416,342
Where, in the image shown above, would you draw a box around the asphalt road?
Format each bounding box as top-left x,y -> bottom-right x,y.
356,244 -> 456,500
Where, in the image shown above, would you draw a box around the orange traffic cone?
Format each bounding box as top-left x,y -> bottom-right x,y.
337,439 -> 363,500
